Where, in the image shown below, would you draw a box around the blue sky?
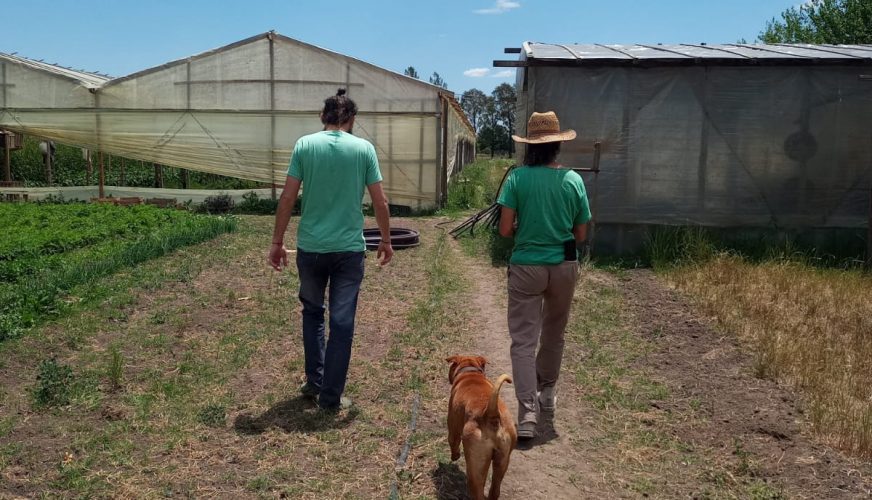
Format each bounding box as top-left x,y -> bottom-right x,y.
1,0 -> 798,95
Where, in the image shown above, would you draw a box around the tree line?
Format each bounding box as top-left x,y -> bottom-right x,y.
403,66 -> 517,158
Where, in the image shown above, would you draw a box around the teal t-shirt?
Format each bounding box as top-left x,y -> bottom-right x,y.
287,130 -> 383,253
496,166 -> 591,265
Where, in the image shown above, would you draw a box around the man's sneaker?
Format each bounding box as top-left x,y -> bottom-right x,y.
319,396 -> 353,412
299,382 -> 319,400
517,421 -> 537,440
538,386 -> 557,412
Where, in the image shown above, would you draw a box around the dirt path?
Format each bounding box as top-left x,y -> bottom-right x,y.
446,234 -> 872,499
448,239 -> 608,499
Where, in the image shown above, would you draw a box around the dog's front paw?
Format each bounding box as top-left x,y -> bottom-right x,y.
450,450 -> 460,461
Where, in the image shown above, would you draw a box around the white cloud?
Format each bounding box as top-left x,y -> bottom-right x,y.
491,69 -> 515,78
463,67 -> 491,77
474,0 -> 520,15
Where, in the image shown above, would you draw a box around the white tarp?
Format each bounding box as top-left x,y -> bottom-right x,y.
0,32 -> 475,209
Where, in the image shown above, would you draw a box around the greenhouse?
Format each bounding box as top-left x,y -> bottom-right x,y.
500,42 -> 872,254
0,31 -> 475,209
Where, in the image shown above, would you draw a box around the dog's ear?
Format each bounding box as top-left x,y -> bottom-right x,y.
475,356 -> 487,368
446,356 -> 459,383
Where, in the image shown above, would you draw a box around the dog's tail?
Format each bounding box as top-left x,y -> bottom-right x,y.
485,374 -> 512,420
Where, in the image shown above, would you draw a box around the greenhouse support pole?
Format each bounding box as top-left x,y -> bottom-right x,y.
439,95 -> 449,208
3,134 -> 10,182
86,151 -> 93,185
269,32 -> 277,201
44,145 -> 52,186
866,191 -> 871,269
98,152 -> 105,199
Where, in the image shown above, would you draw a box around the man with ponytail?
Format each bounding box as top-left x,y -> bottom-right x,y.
269,89 -> 393,411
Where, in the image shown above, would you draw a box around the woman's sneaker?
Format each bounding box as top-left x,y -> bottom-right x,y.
517,421 -> 537,440
538,387 -> 557,412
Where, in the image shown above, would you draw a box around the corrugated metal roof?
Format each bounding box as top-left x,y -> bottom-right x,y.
0,52 -> 110,88
524,42 -> 872,64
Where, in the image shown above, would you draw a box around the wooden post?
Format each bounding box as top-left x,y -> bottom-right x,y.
181,168 -> 189,189
98,151 -> 105,199
119,157 -> 125,186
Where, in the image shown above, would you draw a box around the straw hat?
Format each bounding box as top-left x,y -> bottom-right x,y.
512,111 -> 576,144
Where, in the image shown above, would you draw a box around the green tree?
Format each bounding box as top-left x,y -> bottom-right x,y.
759,0 -> 872,44
429,72 -> 448,89
404,66 -> 419,79
492,83 -> 517,142
460,88 -> 488,132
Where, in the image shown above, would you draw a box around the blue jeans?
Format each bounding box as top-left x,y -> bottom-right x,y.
296,249 -> 365,408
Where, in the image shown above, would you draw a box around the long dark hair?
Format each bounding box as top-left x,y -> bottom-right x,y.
523,142 -> 561,166
321,88 -> 358,126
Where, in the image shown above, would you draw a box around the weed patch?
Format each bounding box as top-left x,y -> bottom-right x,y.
32,358 -> 75,409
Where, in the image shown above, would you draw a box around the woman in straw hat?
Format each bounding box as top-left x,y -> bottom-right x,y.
496,111 -> 591,441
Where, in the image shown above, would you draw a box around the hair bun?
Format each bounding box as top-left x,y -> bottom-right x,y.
336,88 -> 347,96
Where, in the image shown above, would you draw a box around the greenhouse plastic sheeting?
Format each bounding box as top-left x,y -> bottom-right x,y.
517,64 -> 872,228
0,32 -> 475,209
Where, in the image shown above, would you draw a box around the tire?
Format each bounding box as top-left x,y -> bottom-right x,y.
363,228 -> 420,250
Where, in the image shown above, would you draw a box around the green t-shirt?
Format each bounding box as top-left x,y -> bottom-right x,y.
287,130 -> 383,253
496,166 -> 591,265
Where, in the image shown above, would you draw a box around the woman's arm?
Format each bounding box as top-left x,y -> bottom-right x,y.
573,223 -> 588,243
499,206 -> 516,238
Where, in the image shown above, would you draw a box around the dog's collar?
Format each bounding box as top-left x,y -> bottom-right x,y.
455,366 -> 484,376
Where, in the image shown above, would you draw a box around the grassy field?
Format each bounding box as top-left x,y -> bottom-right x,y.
666,255 -> 872,458
0,203 -> 236,341
0,215 -> 480,498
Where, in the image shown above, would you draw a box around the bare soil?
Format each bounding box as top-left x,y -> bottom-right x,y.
620,269 -> 872,499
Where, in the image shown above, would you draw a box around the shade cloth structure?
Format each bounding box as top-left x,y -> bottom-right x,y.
504,42 -> 872,254
0,32 -> 475,209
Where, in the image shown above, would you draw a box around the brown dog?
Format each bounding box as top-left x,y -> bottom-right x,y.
446,355 -> 517,500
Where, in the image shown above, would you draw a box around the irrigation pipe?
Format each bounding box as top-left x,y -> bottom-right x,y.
388,393 -> 421,500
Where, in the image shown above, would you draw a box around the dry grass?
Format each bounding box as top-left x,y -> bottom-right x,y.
668,255 -> 872,457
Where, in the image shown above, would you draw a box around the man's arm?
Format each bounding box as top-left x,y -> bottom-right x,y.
366,181 -> 393,266
268,176 -> 302,271
499,206 -> 516,238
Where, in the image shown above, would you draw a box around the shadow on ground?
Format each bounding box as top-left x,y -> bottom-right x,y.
432,461 -> 469,500
233,395 -> 358,434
